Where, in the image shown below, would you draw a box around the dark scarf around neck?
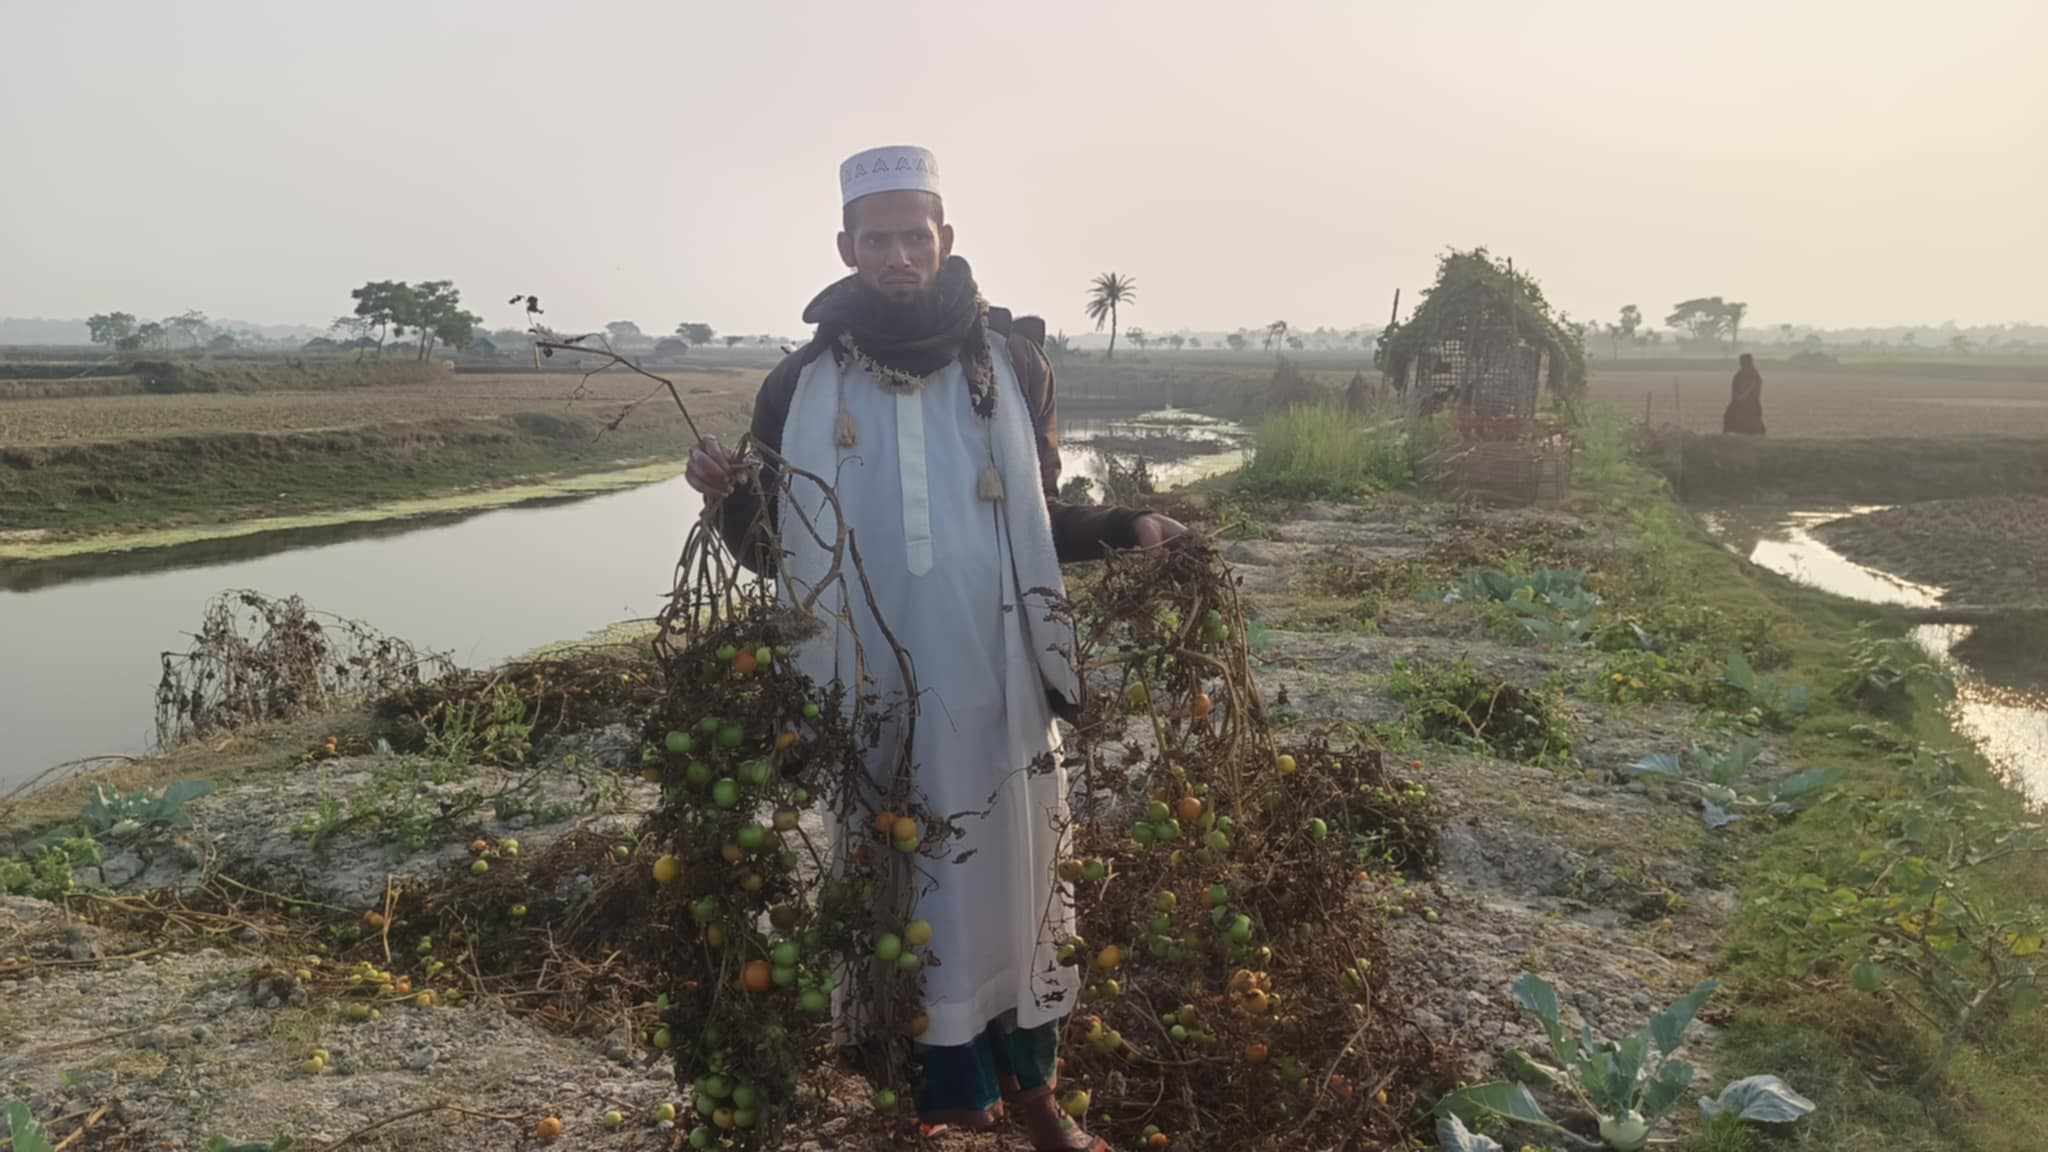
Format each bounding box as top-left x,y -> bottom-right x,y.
802,256 -> 996,416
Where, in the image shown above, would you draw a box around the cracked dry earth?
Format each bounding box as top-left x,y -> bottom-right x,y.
2,499 -> 1769,1151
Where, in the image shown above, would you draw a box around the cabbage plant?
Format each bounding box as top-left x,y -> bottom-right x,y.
1437,974 -> 1717,1150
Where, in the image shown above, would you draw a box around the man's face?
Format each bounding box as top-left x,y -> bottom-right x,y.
838,191 -> 953,304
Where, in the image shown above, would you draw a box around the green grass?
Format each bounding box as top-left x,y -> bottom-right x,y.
0,412 -> 694,548
1238,401 -> 1413,499
1584,414 -> 2048,1152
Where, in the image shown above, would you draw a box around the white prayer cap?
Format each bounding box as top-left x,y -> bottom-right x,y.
839,145 -> 941,208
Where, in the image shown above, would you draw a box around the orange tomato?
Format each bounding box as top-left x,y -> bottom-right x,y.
873,810 -> 898,837
1191,692 -> 1213,720
775,731 -> 799,752
535,1116 -> 563,1141
1176,796 -> 1202,824
891,816 -> 919,844
742,959 -> 774,993
732,650 -> 758,675
1245,1042 -> 1268,1064
1148,1133 -> 1169,1148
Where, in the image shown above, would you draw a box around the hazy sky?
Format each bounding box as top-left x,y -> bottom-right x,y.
3,1 -> 2043,337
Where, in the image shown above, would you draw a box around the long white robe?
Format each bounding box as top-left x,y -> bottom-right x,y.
776,341 -> 1080,1047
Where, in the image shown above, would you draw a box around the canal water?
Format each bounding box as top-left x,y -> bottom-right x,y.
1706,507 -> 2048,802
1,417 -> 1249,786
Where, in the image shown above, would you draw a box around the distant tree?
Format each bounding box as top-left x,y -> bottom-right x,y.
302,336 -> 341,352
1263,320 -> 1289,352
1608,304 -> 1641,358
1726,301 -> 1748,350
469,335 -> 498,357
206,332 -> 238,352
1168,333 -> 1185,351
1046,330 -> 1073,362
1777,323 -> 1795,345
1126,327 -> 1150,351
350,281 -> 414,353
653,337 -> 691,359
329,315 -> 375,344
1665,297 -> 1733,349
166,309 -> 211,350
1949,333 -> 1972,355
1285,335 -> 1304,351
605,320 -> 645,345
85,312 -> 137,350
398,281 -> 481,360
134,321 -> 167,351
723,335 -> 743,347
1644,329 -> 1664,347
1225,332 -> 1248,352
1188,336 -> 1202,349
675,322 -> 715,345
1085,271 -> 1136,359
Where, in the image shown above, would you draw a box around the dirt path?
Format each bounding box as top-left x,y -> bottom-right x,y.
0,498 -> 1774,1150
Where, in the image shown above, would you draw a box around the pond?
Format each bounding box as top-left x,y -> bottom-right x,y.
1705,507 -> 2048,802
0,417 -> 1250,788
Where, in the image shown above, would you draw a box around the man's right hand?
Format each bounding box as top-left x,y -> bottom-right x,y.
686,436 -> 744,498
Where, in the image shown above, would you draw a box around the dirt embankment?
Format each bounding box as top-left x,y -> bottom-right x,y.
1814,496 -> 2048,607
0,496 -> 1786,1151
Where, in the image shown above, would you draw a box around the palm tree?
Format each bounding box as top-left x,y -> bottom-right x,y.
1263,320 -> 1289,352
1086,272 -> 1136,359
1726,301 -> 1748,353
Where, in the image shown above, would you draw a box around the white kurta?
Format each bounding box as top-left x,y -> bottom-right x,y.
777,345 -> 1080,1048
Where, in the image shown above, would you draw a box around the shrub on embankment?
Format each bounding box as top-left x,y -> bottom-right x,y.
1653,431 -> 2048,503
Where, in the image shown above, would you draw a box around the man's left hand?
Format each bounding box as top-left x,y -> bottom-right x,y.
1134,513 -> 1188,549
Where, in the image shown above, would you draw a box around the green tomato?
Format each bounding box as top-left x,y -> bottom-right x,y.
716,645 -> 738,662
875,933 -> 903,963
1229,914 -> 1254,944
1147,800 -> 1172,823
800,987 -> 828,1014
1308,817 -> 1329,841
1204,830 -> 1230,852
772,965 -> 796,988
1170,1023 -> 1189,1042
731,1084 -> 757,1110
1081,859 -> 1108,883
897,950 -> 924,973
1155,890 -> 1178,913
704,1075 -> 732,1099
1162,818 -> 1183,840
736,824 -> 767,852
665,730 -> 694,755
685,760 -> 713,787
802,701 -> 821,720
712,779 -> 740,809
698,716 -> 722,734
772,941 -> 799,967
1209,884 -> 1230,907
1131,822 -> 1155,845
754,646 -> 774,666
688,1126 -> 712,1148
718,724 -> 745,749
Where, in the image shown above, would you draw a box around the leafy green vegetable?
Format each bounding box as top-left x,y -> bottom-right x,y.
5,1100 -> 54,1152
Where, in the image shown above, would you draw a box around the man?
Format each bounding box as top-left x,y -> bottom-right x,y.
686,145 -> 1181,1152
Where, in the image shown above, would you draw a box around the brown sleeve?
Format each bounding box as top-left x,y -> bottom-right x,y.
1007,332 -> 1146,563
716,349 -> 811,574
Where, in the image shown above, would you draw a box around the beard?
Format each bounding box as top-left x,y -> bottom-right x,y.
858,277 -> 944,339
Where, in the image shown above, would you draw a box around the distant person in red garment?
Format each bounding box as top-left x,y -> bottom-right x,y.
1723,353 -> 1766,435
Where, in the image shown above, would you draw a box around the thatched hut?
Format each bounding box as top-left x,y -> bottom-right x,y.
1377,249 -> 1585,441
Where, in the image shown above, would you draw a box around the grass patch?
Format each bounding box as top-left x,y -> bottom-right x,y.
1238,401 -> 1413,499
1582,405 -> 2048,1152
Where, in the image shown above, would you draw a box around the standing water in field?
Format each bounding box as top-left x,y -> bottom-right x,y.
1706,508 -> 2048,802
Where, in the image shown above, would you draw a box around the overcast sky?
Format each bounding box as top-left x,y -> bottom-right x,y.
2,0 -> 2042,337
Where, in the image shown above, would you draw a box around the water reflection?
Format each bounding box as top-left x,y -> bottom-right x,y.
1,478 -> 704,784
1055,408 -> 1250,490
1708,506 -> 2048,801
